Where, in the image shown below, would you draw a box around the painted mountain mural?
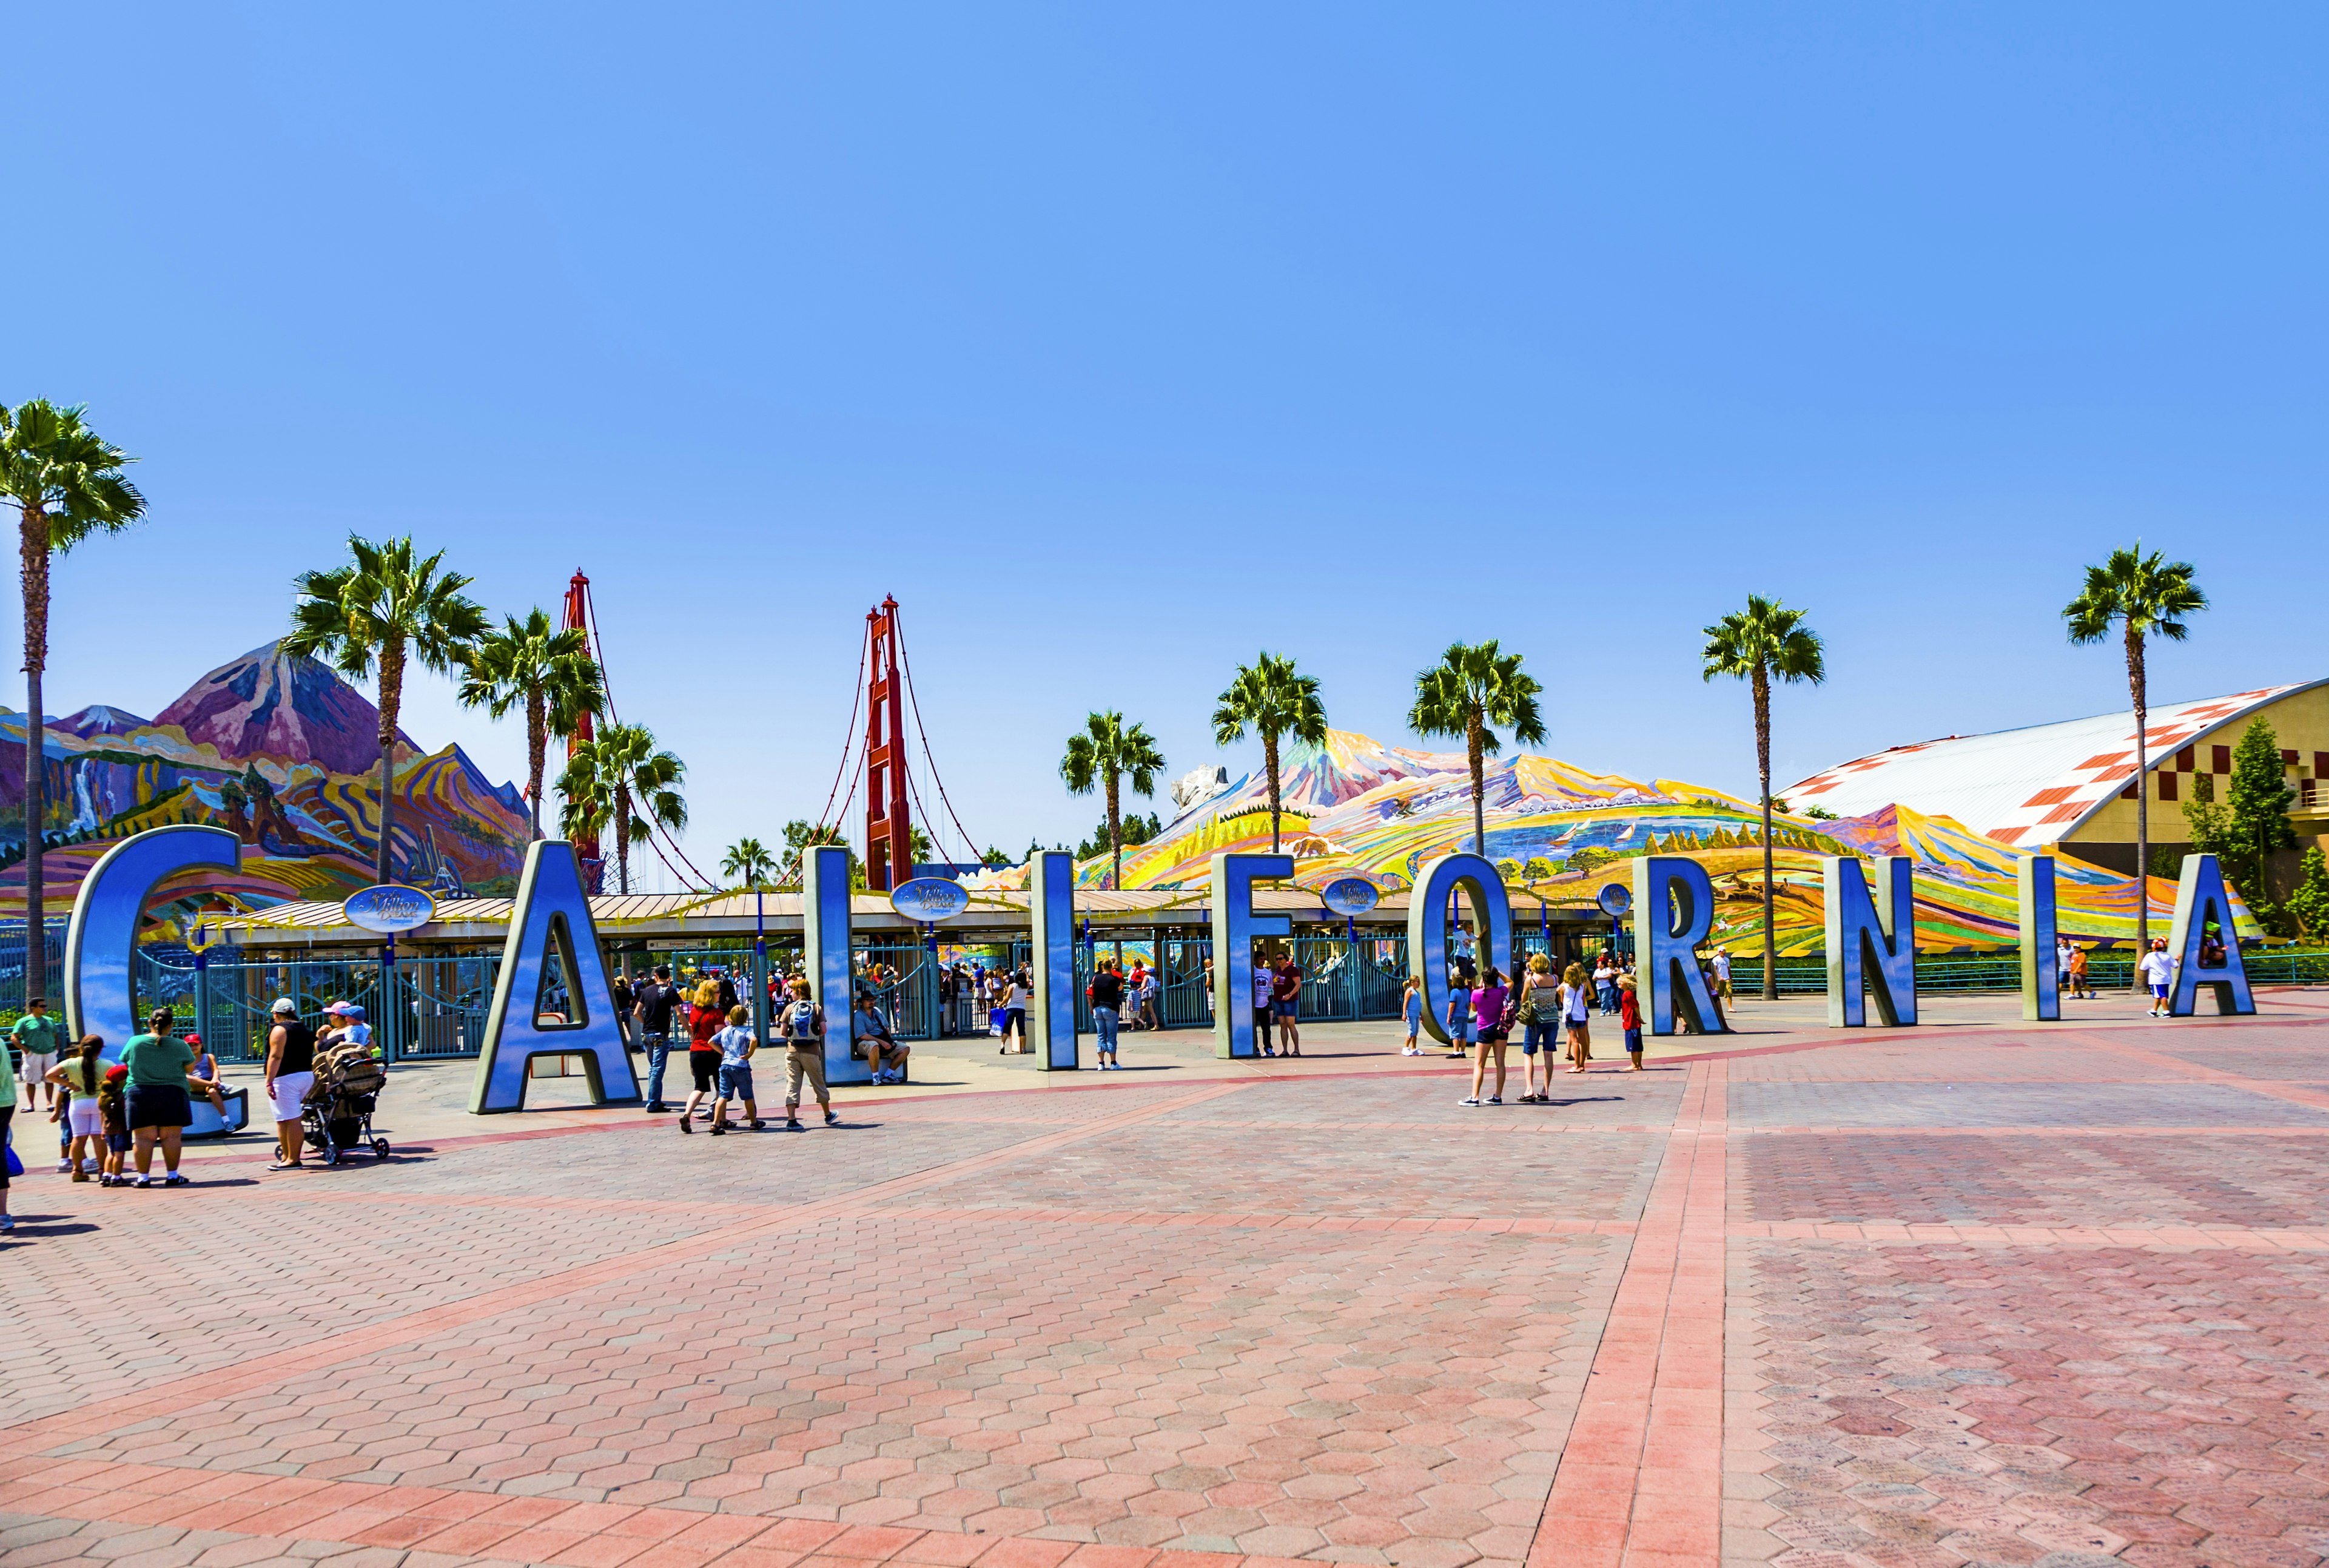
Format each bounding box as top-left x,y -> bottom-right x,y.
988,727 -> 2228,954
0,641 -> 529,917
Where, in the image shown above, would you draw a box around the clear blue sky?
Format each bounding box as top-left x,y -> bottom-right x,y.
8,5 -> 2325,885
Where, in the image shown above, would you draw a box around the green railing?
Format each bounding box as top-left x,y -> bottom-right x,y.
1732,950 -> 2329,995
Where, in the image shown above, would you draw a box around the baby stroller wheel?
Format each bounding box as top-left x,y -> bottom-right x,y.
324,1146 -> 341,1166
372,1139 -> 391,1159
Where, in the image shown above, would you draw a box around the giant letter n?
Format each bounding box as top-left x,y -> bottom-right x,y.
469,840 -> 639,1112
1823,855 -> 1917,1028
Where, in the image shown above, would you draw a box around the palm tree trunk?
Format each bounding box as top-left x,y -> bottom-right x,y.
525,687 -> 546,841
616,795 -> 632,895
1265,732 -> 1283,852
18,505 -> 46,1002
375,637 -> 406,885
2127,625 -> 2149,980
1467,711 -> 1486,856
1107,770 -> 1122,892
1755,665 -> 1776,1001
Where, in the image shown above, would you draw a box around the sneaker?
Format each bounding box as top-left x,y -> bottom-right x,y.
645,1103 -> 671,1113
679,1114 -> 693,1134
824,1110 -> 840,1126
1460,1097 -> 1482,1106
750,1119 -> 766,1130
55,1159 -> 71,1174
164,1173 -> 189,1186
135,1175 -> 156,1188
785,1117 -> 802,1130
1487,1096 -> 1502,1105
0,1215 -> 12,1231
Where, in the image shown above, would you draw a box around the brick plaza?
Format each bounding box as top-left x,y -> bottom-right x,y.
7,998 -> 2329,1568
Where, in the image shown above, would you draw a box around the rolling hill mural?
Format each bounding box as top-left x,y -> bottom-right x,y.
0,642 -> 530,918
1013,728 -> 2223,954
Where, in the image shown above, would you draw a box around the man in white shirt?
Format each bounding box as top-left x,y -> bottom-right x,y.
2139,939 -> 2177,1017
1251,955 -> 1277,1055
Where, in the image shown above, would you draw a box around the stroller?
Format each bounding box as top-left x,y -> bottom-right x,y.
301,1037 -> 392,1165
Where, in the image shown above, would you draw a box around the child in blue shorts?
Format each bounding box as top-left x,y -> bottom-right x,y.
1401,977 -> 1423,1055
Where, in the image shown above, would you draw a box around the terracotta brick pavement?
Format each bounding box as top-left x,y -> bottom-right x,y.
12,1008 -> 2329,1568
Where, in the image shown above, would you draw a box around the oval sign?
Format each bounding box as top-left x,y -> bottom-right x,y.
1596,882 -> 1633,918
343,883 -> 438,935
891,877 -> 971,923
1320,877 -> 1381,918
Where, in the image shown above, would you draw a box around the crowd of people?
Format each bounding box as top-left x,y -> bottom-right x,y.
1398,949 -> 1648,1106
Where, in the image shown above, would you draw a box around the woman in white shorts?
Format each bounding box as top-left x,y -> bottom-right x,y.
49,1036 -> 108,1180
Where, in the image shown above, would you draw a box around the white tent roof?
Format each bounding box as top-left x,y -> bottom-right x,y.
1784,681 -> 2321,846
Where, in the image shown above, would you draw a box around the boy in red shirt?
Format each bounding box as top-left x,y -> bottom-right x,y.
1618,975 -> 1644,1072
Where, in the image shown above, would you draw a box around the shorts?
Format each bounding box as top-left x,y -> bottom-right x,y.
1522,1019 -> 1556,1055
1477,1026 -> 1507,1045
126,1083 -> 192,1130
1567,1019 -> 1591,1046
1624,1028 -> 1643,1052
1275,1000 -> 1299,1020
267,1071 -> 314,1122
690,1053 -> 720,1092
106,1131 -> 133,1154
18,1051 -> 55,1088
68,1099 -> 103,1137
2151,983 -> 2170,1000
716,1062 -> 756,1101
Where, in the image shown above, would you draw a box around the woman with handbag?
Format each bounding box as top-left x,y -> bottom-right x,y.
1513,954 -> 1561,1102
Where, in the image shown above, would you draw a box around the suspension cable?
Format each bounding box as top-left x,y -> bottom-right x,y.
892,607 -> 986,866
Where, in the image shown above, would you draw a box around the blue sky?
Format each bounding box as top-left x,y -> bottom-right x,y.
8,5 -> 2325,884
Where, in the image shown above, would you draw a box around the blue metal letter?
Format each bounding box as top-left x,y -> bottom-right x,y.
1029,851 -> 1079,1069
1632,856 -> 1728,1035
2018,853 -> 2059,1022
1823,855 -> 1918,1028
64,826 -> 250,1135
2168,853 -> 2253,1016
1408,854 -> 1513,1045
802,844 -> 867,1085
469,841 -> 638,1112
1211,853 -> 1292,1058
66,824 -> 242,1049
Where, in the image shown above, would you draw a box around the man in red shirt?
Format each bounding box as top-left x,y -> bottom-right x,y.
1271,955 -> 1304,1057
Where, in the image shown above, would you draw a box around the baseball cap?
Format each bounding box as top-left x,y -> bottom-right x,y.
272,998 -> 297,1015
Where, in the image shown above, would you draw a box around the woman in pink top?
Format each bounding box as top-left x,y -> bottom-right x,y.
1462,968 -> 1510,1106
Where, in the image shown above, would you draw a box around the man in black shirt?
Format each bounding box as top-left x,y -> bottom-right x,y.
633,964 -> 679,1111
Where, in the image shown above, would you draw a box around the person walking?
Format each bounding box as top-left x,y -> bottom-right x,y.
1619,974 -> 1644,1070
261,1000 -> 316,1171
1444,961 -> 1477,1059
678,979 -> 725,1129
611,970 -> 635,1049
634,965 -> 678,1112
11,997 -> 62,1113
1514,954 -> 1561,1102
49,1035 -> 107,1180
1089,961 -> 1123,1069
1250,956 -> 1276,1055
1593,954 -> 1618,1018
707,1005 -> 762,1132
1712,947 -> 1734,1006
777,978 -> 839,1128
1272,952 -> 1304,1057
124,1008 -> 201,1186
1561,963 -> 1594,1073
2067,942 -> 2092,1001
998,969 -> 1030,1054
1462,966 -> 1510,1106
1400,975 -> 1423,1055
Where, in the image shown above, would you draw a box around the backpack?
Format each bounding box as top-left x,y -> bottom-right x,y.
784,1000 -> 819,1043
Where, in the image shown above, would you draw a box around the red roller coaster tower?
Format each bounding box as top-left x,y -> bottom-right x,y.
562,569 -> 603,892
862,597 -> 912,892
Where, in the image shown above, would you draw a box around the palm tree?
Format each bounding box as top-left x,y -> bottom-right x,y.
1701,595 -> 1827,1001
2066,545 -> 2206,960
1212,653 -> 1328,852
722,836 -> 777,890
284,536 -> 487,884
1060,712 -> 1165,891
456,608 -> 603,841
0,401 -> 144,997
1409,641 -> 1545,858
557,722 -> 686,895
